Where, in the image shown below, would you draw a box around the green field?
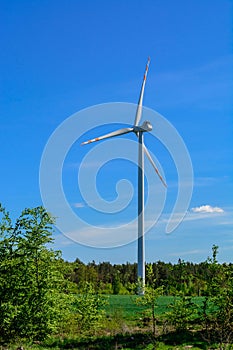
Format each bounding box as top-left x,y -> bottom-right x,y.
105,295 -> 175,319
105,295 -> 205,319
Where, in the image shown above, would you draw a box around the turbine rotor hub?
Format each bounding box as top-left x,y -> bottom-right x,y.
134,120 -> 153,133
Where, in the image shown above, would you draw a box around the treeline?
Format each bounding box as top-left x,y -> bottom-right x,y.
64,247 -> 232,296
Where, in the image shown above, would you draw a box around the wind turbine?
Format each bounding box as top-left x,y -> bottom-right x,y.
81,57 -> 167,293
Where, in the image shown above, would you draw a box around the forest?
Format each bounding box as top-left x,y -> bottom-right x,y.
65,254 -> 232,297
0,204 -> 232,349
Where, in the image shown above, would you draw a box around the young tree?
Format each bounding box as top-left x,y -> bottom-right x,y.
73,282 -> 107,335
136,264 -> 163,338
199,245 -> 233,347
166,294 -> 198,332
0,205 -> 70,341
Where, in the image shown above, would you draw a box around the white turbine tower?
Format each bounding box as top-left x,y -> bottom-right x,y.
82,58 -> 167,293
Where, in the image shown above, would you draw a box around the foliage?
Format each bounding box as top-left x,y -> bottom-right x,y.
198,245 -> 233,347
166,295 -> 199,331
2,294 -> 233,349
0,205 -> 71,341
73,282 -> 107,335
64,256 -> 230,297
136,264 -> 164,337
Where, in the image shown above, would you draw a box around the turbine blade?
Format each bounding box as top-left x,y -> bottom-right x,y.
144,145 -> 167,187
81,127 -> 134,145
134,57 -> 150,127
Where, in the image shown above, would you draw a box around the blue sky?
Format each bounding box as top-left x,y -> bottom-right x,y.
1,0 -> 232,264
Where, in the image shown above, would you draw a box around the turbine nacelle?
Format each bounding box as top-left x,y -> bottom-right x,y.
134,120 -> 152,133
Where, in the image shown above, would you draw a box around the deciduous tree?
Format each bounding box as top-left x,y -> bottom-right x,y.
0,205 -> 70,341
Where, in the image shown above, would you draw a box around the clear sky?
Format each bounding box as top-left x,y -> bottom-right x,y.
1,0 -> 232,264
